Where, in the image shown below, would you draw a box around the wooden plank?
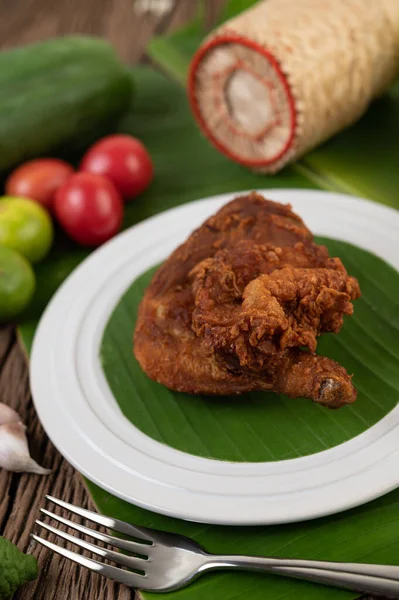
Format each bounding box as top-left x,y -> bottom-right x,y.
0,0 -> 201,62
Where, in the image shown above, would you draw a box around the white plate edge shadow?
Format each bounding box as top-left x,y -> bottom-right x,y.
30,189 -> 399,525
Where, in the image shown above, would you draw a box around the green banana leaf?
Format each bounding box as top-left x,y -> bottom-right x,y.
101,239 -> 399,462
17,53 -> 399,600
86,477 -> 399,600
148,1 -> 399,210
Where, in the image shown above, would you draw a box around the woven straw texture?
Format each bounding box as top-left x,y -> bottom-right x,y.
189,0 -> 399,172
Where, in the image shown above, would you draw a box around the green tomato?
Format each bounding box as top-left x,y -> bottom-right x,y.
0,246 -> 36,322
0,196 -> 53,263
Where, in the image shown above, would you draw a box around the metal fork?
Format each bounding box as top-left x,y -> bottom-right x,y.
32,496 -> 399,597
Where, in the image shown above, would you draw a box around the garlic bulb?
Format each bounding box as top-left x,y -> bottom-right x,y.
0,403 -> 51,475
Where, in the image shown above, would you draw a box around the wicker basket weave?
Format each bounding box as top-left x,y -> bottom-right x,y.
188,0 -> 399,173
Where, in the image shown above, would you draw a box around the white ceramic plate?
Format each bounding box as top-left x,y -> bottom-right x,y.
30,189 -> 399,525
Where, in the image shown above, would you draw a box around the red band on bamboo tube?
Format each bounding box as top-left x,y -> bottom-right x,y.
188,33 -> 297,170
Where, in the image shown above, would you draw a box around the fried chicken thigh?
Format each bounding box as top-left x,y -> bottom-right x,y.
134,193 -> 361,408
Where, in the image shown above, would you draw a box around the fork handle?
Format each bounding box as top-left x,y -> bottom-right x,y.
206,556 -> 399,598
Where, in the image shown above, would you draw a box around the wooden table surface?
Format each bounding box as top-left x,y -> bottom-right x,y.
0,1 -> 377,599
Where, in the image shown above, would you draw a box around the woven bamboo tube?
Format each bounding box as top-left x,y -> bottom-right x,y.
188,0 -> 399,173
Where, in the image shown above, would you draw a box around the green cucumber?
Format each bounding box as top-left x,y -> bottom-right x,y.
0,36 -> 133,171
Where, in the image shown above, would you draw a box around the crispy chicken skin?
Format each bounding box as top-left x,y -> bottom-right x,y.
134,193 -> 361,408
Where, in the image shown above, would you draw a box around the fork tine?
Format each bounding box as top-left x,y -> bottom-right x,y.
45,496 -> 154,543
36,521 -> 148,572
40,508 -> 148,556
31,534 -> 147,589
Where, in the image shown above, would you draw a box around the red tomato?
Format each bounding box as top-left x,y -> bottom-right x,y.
80,134 -> 153,200
6,159 -> 74,210
54,173 -> 123,246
